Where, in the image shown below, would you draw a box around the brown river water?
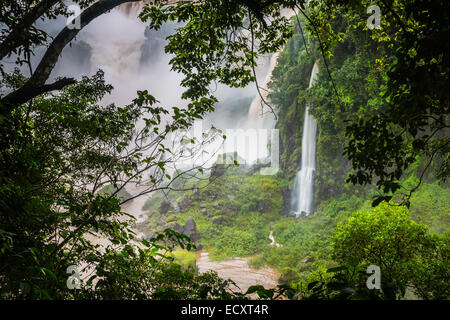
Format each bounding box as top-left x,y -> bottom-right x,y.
121,188 -> 280,295
195,251 -> 279,294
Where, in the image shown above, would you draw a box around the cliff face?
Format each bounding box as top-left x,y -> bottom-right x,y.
269,18 -> 382,206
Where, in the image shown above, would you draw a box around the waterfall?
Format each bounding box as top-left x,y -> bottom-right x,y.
248,50 -> 282,119
291,61 -> 319,217
247,8 -> 295,120
84,8 -> 146,83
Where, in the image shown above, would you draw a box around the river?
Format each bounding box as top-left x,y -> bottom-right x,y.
195,251 -> 279,294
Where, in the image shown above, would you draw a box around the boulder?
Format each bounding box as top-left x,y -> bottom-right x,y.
167,222 -> 183,234
193,188 -> 202,201
278,267 -> 300,285
301,256 -> 315,264
179,197 -> 192,212
209,163 -> 226,182
159,200 -> 172,215
257,200 -> 265,212
183,217 -> 201,242
212,217 -> 224,225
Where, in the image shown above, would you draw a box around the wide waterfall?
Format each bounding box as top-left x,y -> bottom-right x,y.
291,61 -> 319,217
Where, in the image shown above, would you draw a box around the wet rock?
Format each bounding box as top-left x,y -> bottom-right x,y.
212,217 -> 224,225
179,197 -> 192,212
160,200 -> 172,215
283,188 -> 291,214
193,188 -> 202,201
278,267 -> 300,285
183,217 -> 200,242
301,256 -> 315,264
257,200 -> 265,212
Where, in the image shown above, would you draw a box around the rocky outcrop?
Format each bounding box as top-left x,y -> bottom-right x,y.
167,216 -> 201,245
200,204 -> 208,216
278,267 -> 300,285
193,188 -> 202,201
179,196 -> 193,212
183,217 -> 200,242
159,200 -> 172,215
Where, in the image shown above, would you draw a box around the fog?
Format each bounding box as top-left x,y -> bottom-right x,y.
5,5 -> 278,166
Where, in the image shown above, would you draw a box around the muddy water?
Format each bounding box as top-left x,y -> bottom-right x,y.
196,251 -> 279,294
121,188 -> 281,294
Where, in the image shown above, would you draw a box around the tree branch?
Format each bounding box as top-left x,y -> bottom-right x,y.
3,77 -> 76,105
0,0 -> 60,61
1,0 -> 142,109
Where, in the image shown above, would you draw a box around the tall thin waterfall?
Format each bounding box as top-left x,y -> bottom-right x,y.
291,61 -> 319,217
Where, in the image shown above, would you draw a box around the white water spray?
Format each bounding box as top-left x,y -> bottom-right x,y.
248,50 -> 282,120
291,61 -> 319,217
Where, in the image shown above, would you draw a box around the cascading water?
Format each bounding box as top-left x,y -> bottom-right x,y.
248,50 -> 282,120
247,8 -> 295,121
291,61 -> 319,217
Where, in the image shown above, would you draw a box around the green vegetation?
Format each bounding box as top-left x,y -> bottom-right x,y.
169,250 -> 198,272
140,168 -> 287,260
331,202 -> 449,300
142,163 -> 449,300
98,184 -> 132,203
0,0 -> 448,300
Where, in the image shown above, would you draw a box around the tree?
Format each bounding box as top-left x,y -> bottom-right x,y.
331,202 -> 449,299
0,0 -> 448,300
327,0 -> 450,206
0,68 -> 222,298
0,0 -> 293,299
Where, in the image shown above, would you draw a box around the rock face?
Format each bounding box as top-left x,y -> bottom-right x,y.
179,197 -> 192,212
167,216 -> 201,245
159,200 -> 172,215
283,188 -> 292,216
183,217 -> 200,242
